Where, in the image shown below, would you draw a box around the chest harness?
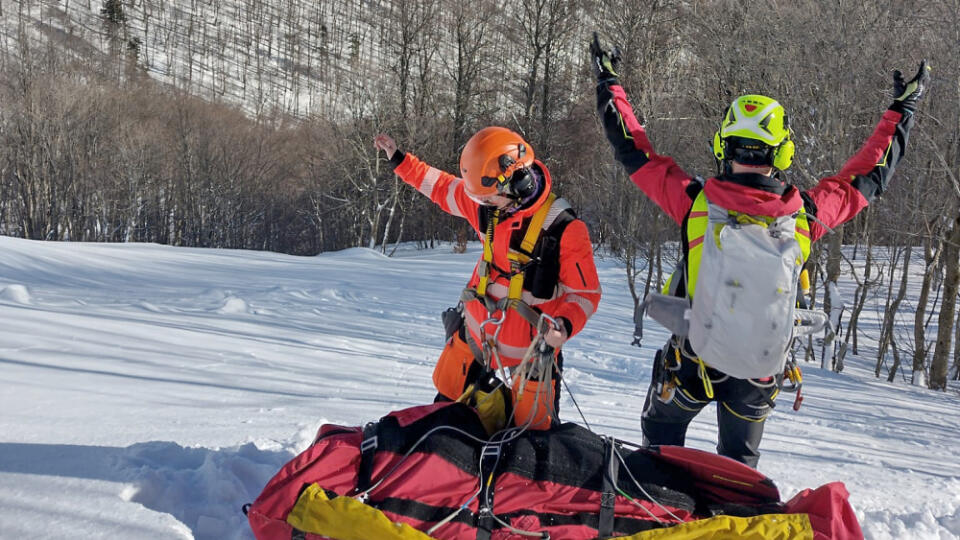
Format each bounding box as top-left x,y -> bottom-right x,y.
461,193 -> 559,331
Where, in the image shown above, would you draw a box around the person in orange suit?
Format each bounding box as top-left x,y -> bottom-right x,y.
374,128 -> 601,430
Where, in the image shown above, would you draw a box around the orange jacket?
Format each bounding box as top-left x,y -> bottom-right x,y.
393,153 -> 602,368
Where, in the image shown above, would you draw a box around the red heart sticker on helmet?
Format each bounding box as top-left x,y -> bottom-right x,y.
745,104 -> 758,112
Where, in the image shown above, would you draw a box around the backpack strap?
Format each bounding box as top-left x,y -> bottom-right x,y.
684,190 -> 812,300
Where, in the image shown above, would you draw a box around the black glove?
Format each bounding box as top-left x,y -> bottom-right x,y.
891,59 -> 931,114
590,32 -> 621,84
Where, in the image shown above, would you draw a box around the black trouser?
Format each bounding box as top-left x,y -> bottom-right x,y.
641,340 -> 780,468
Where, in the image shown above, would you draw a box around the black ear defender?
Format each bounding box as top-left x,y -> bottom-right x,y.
508,168 -> 537,199
496,143 -> 537,199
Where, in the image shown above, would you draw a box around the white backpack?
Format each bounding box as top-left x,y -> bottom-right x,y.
686,195 -> 804,378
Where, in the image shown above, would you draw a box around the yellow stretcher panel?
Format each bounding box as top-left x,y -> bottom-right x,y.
286,484 -> 435,540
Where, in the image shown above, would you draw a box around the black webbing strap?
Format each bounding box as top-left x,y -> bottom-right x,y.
291,529 -> 306,540
598,437 -> 620,538
462,328 -> 486,366
355,421 -> 379,495
460,288 -> 543,328
475,444 -> 501,540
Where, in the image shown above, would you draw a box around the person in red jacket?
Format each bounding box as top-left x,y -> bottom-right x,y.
374,128 -> 601,430
591,34 -> 929,466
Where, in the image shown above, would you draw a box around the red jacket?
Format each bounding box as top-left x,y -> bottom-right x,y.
598,82 -> 915,243
393,153 -> 601,368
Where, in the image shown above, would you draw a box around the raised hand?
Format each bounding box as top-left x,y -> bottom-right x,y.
373,133 -> 399,160
892,60 -> 931,113
590,32 -> 621,83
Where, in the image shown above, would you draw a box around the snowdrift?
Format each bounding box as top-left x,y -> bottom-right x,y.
246,402 -> 862,539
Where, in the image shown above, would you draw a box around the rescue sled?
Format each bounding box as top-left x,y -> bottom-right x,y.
246,402 -> 862,539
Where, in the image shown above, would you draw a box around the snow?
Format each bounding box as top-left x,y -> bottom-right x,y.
0,236 -> 958,539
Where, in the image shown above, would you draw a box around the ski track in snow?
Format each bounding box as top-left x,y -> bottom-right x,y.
0,237 -> 958,539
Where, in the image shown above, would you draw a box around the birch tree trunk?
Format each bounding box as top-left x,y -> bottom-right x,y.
878,245 -> 911,379
930,215 -> 960,390
913,230 -> 943,384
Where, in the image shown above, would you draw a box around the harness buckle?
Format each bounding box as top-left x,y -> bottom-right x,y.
657,377 -> 677,403
360,435 -> 378,453
482,445 -> 501,460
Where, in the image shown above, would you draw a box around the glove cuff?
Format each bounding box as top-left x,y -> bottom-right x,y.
558,316 -> 573,337
888,100 -> 916,115
389,150 -> 407,168
596,75 -> 620,87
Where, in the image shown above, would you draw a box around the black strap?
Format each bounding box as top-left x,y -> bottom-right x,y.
356,422 -> 379,494
475,444 -> 502,540
598,437 -> 620,538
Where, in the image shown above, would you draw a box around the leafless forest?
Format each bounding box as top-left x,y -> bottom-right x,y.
1,0 -> 959,388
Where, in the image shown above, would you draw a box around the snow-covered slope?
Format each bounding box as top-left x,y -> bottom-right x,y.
0,236 -> 958,539
6,1 -> 425,118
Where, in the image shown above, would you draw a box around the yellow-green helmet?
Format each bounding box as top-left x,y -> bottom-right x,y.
712,94 -> 795,170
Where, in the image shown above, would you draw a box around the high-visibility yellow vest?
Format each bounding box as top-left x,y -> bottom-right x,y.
665,190 -> 811,298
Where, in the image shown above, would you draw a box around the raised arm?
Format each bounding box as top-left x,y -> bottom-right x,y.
803,61 -> 930,241
592,34 -> 697,225
375,134 -> 482,232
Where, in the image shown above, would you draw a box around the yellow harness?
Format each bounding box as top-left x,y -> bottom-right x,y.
477,193 -> 557,301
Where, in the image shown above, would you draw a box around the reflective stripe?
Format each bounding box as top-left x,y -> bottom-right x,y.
462,311 -> 534,365
671,397 -> 703,412
417,167 -> 443,198
492,342 -> 531,361
678,386 -> 708,404
566,293 -> 598,318
487,282 -> 556,306
542,198 -> 572,230
557,283 -> 602,297
485,281 -> 601,310
724,99 -> 783,141
483,282 -> 511,300
445,178 -> 464,218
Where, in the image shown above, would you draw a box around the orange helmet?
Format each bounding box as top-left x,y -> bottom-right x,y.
460,127 -> 536,201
